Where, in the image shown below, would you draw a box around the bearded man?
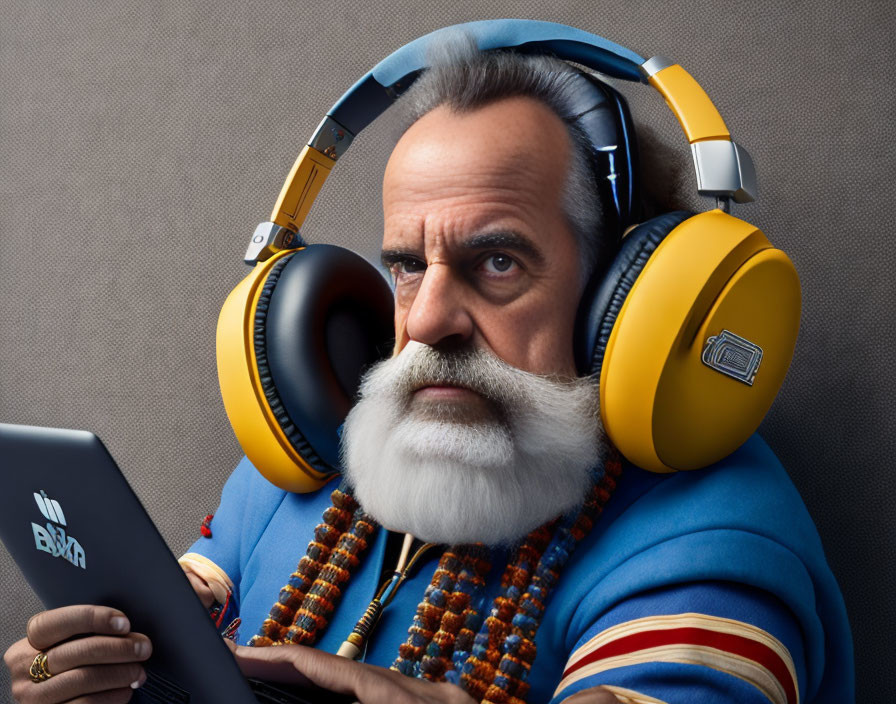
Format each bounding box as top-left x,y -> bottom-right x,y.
4,33 -> 853,704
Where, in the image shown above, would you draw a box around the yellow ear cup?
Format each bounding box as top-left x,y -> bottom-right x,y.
216,249 -> 330,493
599,209 -> 801,472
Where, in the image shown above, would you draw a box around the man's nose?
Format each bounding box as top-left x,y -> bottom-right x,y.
404,262 -> 474,347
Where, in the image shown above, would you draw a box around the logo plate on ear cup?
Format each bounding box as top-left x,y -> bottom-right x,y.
702,329 -> 763,386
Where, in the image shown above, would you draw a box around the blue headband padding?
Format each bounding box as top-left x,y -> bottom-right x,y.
327,19 -> 647,136
371,20 -> 646,85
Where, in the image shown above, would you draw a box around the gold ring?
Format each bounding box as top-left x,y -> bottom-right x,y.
29,651 -> 53,683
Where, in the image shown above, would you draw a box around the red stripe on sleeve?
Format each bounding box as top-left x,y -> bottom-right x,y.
562,626 -> 796,704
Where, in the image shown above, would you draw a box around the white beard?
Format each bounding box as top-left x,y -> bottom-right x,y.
340,341 -> 606,546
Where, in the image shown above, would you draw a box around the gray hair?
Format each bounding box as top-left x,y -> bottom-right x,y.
395,32 -> 606,282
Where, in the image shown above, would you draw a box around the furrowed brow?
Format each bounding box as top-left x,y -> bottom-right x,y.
380,249 -> 421,268
462,231 -> 545,265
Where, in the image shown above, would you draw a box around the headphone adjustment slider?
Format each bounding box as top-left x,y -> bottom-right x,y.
310,116 -> 355,162
244,222 -> 305,265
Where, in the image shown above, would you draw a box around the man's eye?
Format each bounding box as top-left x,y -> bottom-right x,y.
389,258 -> 426,280
481,254 -> 517,275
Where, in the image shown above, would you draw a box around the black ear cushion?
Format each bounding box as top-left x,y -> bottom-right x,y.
575,211 -> 694,376
254,245 -> 395,474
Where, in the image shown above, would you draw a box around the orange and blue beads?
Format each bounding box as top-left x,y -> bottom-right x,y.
249,448 -> 622,704
250,482 -> 368,647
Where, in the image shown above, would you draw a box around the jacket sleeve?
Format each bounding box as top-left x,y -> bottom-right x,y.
178,455 -> 287,632
550,580 -> 806,704
543,434 -> 853,704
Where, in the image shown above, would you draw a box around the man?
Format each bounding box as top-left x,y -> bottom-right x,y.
4,37 -> 853,704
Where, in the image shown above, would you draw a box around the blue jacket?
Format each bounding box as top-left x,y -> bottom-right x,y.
184,434 -> 853,703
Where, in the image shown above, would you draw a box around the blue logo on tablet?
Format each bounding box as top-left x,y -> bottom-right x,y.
31,490 -> 86,569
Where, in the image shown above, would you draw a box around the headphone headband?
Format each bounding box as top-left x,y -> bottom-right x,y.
327,20 -> 646,138
245,19 -> 757,265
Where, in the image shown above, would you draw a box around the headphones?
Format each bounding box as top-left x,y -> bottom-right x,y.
216,20 -> 801,493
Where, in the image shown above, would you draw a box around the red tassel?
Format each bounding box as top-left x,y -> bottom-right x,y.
200,514 -> 214,538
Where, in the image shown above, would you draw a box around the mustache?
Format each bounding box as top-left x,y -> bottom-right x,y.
360,341 -> 580,411
398,345 -> 503,398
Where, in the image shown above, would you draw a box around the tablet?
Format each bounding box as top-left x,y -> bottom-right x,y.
0,423 -> 352,704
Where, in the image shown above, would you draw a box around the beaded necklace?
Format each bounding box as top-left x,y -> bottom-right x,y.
250,447 -> 622,704
250,487 -> 376,646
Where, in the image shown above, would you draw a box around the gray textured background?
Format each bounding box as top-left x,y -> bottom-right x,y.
1,1 -> 893,702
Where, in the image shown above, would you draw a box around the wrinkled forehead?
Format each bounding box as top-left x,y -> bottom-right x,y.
381,101 -> 576,262
383,97 -> 572,213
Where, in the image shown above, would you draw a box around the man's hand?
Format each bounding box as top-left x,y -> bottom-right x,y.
229,643 -> 622,704
562,687 -> 624,703
183,569 -> 216,609
229,641 -> 475,704
3,605 -> 151,703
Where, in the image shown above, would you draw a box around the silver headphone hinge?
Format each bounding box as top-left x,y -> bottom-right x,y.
310,116 -> 354,161
244,222 -> 305,265
691,140 -> 758,205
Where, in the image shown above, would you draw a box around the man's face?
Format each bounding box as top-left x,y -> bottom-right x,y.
381,96 -> 584,383
338,97 -> 603,546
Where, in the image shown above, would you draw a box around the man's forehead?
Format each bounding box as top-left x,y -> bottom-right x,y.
382,139 -> 555,215
381,98 -> 573,253
384,98 -> 570,184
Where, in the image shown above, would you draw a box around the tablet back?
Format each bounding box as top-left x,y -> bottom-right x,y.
0,423 -> 263,704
